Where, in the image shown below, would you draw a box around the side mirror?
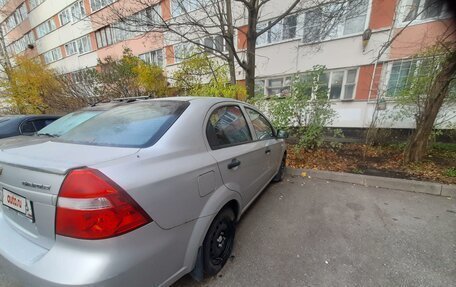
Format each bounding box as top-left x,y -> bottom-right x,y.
276,129 -> 289,139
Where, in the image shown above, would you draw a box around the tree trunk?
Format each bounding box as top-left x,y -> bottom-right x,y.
245,7 -> 258,99
405,49 -> 456,163
226,0 -> 237,85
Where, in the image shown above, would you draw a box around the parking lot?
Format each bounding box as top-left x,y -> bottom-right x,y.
1,176 -> 455,287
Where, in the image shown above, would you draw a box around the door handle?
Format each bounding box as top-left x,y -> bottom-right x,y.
265,148 -> 271,154
228,158 -> 241,169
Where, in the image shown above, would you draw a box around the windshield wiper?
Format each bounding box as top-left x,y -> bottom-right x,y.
37,133 -> 56,138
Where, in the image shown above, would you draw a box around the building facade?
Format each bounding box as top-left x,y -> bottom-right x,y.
0,0 -> 455,128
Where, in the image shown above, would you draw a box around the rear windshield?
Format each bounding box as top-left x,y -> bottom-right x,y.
58,101 -> 189,148
38,110 -> 102,137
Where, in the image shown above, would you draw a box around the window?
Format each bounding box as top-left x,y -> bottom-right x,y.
8,32 -> 35,55
30,0 -> 46,10
38,111 -> 102,137
328,69 -> 358,100
59,101 -> 189,148
343,0 -> 369,35
171,0 -> 206,17
43,47 -> 62,64
95,26 -> 113,48
174,42 -> 197,63
206,105 -> 252,149
59,8 -> 72,26
139,49 -> 164,66
64,41 -> 78,56
245,108 -> 275,140
65,35 -> 91,56
90,0 -> 115,12
266,77 -> 292,96
386,60 -> 419,97
259,68 -> 358,100
302,8 -> 322,43
202,35 -> 226,53
302,0 -> 368,44
256,14 -> 300,46
402,0 -> 446,22
37,19 -> 56,38
255,80 -> 265,96
59,1 -> 86,26
76,35 -> 92,54
4,4 -> 28,33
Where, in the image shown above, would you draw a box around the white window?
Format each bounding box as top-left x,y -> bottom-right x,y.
64,41 -> 78,56
256,14 -> 300,47
255,80 -> 265,96
265,77 -> 292,96
174,42 -> 198,63
43,47 -> 62,64
59,8 -> 72,26
302,0 -> 369,44
10,32 -> 35,54
327,69 -> 358,100
76,35 -> 92,54
4,4 -> 28,33
202,35 -> 226,53
171,0 -> 203,17
139,49 -> 164,66
37,19 -> 56,38
0,0 -> 8,7
29,0 -> 45,10
384,59 -> 432,97
95,26 -> 114,48
59,1 -> 86,26
90,0 -> 115,13
402,0 -> 447,22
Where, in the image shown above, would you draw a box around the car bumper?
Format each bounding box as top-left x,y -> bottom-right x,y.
0,211 -> 200,287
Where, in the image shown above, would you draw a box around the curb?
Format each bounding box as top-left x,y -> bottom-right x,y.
285,167 -> 456,197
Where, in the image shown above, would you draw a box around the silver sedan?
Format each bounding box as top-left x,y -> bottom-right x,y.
0,97 -> 287,287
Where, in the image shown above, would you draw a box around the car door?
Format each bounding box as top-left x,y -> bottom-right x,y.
244,106 -> 283,179
205,104 -> 270,206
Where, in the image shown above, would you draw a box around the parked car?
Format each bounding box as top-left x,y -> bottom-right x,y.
0,115 -> 59,139
0,97 -> 287,287
0,99 -> 136,150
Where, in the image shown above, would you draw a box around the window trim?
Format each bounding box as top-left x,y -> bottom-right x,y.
205,104 -> 254,150
244,106 -> 276,141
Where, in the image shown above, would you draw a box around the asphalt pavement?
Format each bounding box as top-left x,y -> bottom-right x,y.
1,176 -> 455,287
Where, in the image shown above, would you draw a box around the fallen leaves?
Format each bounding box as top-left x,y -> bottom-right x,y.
287,143 -> 456,184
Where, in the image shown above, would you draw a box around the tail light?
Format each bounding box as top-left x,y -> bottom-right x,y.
56,169 -> 152,240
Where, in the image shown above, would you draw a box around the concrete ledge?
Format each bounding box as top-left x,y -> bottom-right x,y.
286,168 -> 456,197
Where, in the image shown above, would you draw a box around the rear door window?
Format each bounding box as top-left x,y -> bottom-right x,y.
206,105 -> 252,149
245,108 -> 275,140
59,101 -> 189,148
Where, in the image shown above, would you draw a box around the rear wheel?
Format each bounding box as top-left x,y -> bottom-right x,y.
202,208 -> 236,276
272,154 -> 286,182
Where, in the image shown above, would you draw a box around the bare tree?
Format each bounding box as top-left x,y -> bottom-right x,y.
95,0 -> 362,98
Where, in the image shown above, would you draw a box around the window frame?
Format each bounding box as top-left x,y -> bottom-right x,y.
205,104 -> 254,150
244,107 -> 276,141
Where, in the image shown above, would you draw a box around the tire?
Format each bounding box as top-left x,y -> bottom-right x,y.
202,208 -> 236,277
272,154 -> 286,182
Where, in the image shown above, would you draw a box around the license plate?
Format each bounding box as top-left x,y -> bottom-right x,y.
2,188 -> 34,220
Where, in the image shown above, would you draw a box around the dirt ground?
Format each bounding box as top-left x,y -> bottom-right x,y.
287,143 -> 456,184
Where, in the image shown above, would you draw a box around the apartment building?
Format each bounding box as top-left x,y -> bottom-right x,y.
0,0 -> 454,129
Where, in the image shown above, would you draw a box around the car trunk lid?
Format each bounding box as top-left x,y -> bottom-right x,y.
0,141 -> 139,249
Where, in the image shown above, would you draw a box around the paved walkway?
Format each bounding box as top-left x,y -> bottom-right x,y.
1,176 -> 455,286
